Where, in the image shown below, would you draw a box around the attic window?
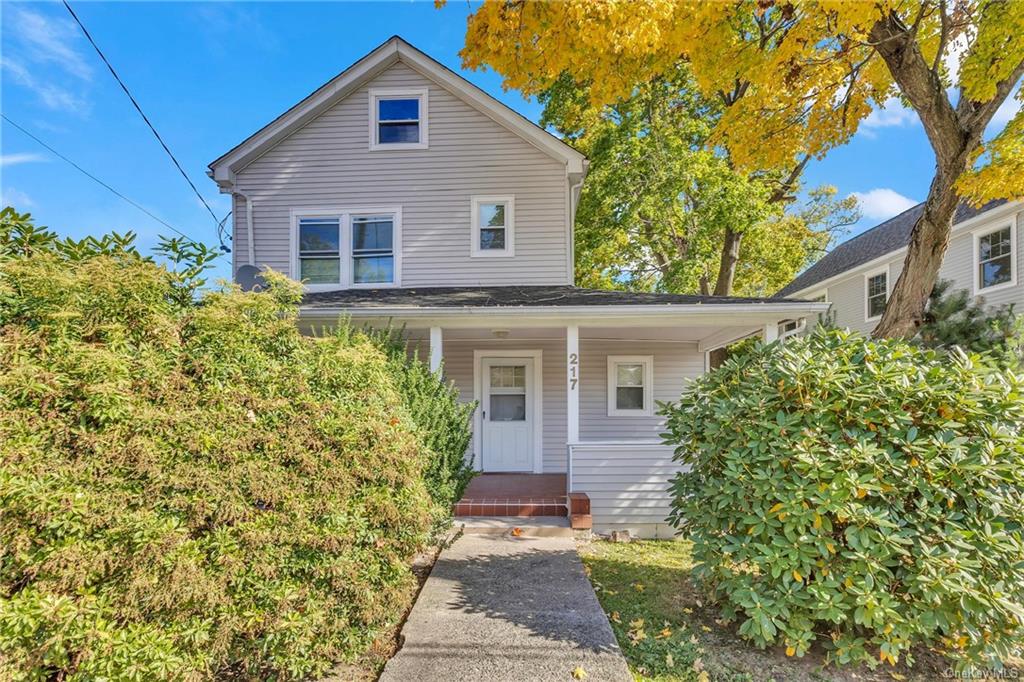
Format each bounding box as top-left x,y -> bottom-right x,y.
370,88 -> 428,150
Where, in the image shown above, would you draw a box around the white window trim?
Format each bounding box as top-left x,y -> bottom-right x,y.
290,207 -> 402,291
368,87 -> 428,151
972,220 -> 1017,295
607,355 -> 654,417
864,267 -> 889,322
470,195 -> 515,258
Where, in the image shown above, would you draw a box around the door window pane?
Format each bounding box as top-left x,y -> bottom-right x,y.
490,394 -> 526,421
490,365 -> 525,389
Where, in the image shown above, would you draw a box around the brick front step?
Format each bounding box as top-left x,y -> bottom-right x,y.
453,497 -> 568,518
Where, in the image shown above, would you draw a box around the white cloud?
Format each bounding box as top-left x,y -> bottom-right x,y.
2,6 -> 92,112
2,57 -> 89,112
8,6 -> 92,81
0,152 -> 48,167
850,188 -> 918,221
1,187 -> 34,208
862,98 -> 918,131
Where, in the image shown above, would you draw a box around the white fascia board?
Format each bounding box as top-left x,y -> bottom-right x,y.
785,202 -> 1023,299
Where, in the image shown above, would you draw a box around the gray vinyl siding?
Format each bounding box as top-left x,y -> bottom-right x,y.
569,443 -> 684,538
232,61 -> 570,286
579,340 -> 704,441
424,337 -> 703,474
814,210 -> 1023,333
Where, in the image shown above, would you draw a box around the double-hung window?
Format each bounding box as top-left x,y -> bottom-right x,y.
471,196 -> 514,257
297,217 -> 342,285
865,269 -> 888,321
607,355 -> 654,417
369,88 -> 428,150
975,224 -> 1016,292
351,214 -> 395,285
293,209 -> 400,289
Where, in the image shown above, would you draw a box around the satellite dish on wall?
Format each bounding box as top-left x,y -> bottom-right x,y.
235,264 -> 266,292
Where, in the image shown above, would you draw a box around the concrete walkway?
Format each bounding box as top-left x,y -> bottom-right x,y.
379,534 -> 631,682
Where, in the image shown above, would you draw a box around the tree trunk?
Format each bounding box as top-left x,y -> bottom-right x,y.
712,227 -> 742,296
867,14 -> 1023,338
870,165 -> 969,338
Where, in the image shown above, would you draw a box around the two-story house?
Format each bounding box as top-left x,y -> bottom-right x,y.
208,37 -> 826,537
777,200 -> 1022,332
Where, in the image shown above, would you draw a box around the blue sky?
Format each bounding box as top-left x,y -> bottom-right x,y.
2,1 -> 1019,283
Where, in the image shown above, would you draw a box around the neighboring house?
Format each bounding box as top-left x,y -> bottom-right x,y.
777,200 -> 1023,333
208,36 -> 826,538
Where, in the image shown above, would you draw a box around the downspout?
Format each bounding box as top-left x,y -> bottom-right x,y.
567,162 -> 588,285
233,190 -> 255,267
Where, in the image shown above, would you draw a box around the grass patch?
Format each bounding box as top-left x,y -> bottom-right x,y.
579,539 -> 1024,682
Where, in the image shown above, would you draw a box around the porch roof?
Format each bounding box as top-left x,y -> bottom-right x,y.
303,285 -> 813,310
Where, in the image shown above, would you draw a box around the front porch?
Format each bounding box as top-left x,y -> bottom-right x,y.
299,285 -> 830,536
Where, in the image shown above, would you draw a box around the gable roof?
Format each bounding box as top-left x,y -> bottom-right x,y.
776,198 -> 1010,297
208,36 -> 586,190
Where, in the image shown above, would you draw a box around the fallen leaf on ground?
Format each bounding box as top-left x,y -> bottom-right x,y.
571,666 -> 588,679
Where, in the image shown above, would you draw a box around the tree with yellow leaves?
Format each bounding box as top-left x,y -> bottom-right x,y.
453,0 -> 1024,338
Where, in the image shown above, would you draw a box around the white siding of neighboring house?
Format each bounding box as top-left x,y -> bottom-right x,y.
231,61 -> 571,287
808,209 -> 1023,333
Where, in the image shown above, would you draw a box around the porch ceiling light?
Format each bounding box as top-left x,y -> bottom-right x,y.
491,329 -> 510,339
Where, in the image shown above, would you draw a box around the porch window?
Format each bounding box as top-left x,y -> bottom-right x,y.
471,196 -> 515,257
607,355 -> 654,417
976,224 -> 1015,291
865,270 -> 887,320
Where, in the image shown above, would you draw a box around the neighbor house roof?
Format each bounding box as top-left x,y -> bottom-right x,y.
776,199 -> 1009,297
208,36 -> 586,190
303,285 -> 813,310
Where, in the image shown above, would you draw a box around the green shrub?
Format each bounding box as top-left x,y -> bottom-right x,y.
365,327 -> 475,512
0,215 -> 448,680
662,328 -> 1024,670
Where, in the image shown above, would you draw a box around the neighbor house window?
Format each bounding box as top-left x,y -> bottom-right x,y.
471,196 -> 515,257
866,270 -> 888,320
607,355 -> 654,417
976,224 -> 1016,292
297,217 -> 341,285
351,214 -> 394,285
293,208 -> 400,289
369,88 -> 428,150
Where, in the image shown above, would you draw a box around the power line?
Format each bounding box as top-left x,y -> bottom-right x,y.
62,0 -> 223,232
2,114 -> 208,246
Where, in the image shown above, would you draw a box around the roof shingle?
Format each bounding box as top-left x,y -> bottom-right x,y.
303,285 -> 813,310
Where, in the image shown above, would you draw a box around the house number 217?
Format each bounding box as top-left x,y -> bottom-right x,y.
568,352 -> 579,390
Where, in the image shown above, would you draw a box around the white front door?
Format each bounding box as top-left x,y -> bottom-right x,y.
481,357 -> 534,472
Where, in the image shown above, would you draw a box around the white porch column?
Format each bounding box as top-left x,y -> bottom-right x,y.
566,324 -> 580,443
763,321 -> 779,343
429,326 -> 443,373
